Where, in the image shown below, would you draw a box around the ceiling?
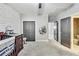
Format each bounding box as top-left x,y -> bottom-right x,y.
6,3 -> 74,16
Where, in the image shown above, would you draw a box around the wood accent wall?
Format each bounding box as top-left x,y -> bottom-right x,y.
73,18 -> 79,39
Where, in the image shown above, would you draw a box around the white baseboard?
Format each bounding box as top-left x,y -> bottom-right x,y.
36,40 -> 48,42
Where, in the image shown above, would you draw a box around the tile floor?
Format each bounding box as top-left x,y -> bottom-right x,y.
18,40 -> 79,56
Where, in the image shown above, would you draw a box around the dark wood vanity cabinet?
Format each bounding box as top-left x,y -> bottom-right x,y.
14,34 -> 23,56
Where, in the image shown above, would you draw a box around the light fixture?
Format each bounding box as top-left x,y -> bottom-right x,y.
38,3 -> 43,15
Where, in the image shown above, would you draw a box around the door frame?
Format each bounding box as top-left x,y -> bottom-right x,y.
55,21 -> 59,42
71,16 -> 79,49
23,21 -> 36,41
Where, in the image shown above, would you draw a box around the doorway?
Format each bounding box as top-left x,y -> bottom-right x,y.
48,21 -> 58,41
73,17 -> 79,52
23,21 -> 35,41
54,21 -> 59,41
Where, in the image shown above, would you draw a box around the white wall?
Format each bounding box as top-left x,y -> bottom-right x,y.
57,4 -> 79,19
22,14 -> 48,41
0,4 -> 21,34
48,22 -> 55,40
57,4 -> 79,43
0,3 -> 48,41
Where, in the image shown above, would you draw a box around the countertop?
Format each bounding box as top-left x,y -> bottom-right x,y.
0,33 -> 22,45
5,33 -> 21,37
0,36 -> 15,45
